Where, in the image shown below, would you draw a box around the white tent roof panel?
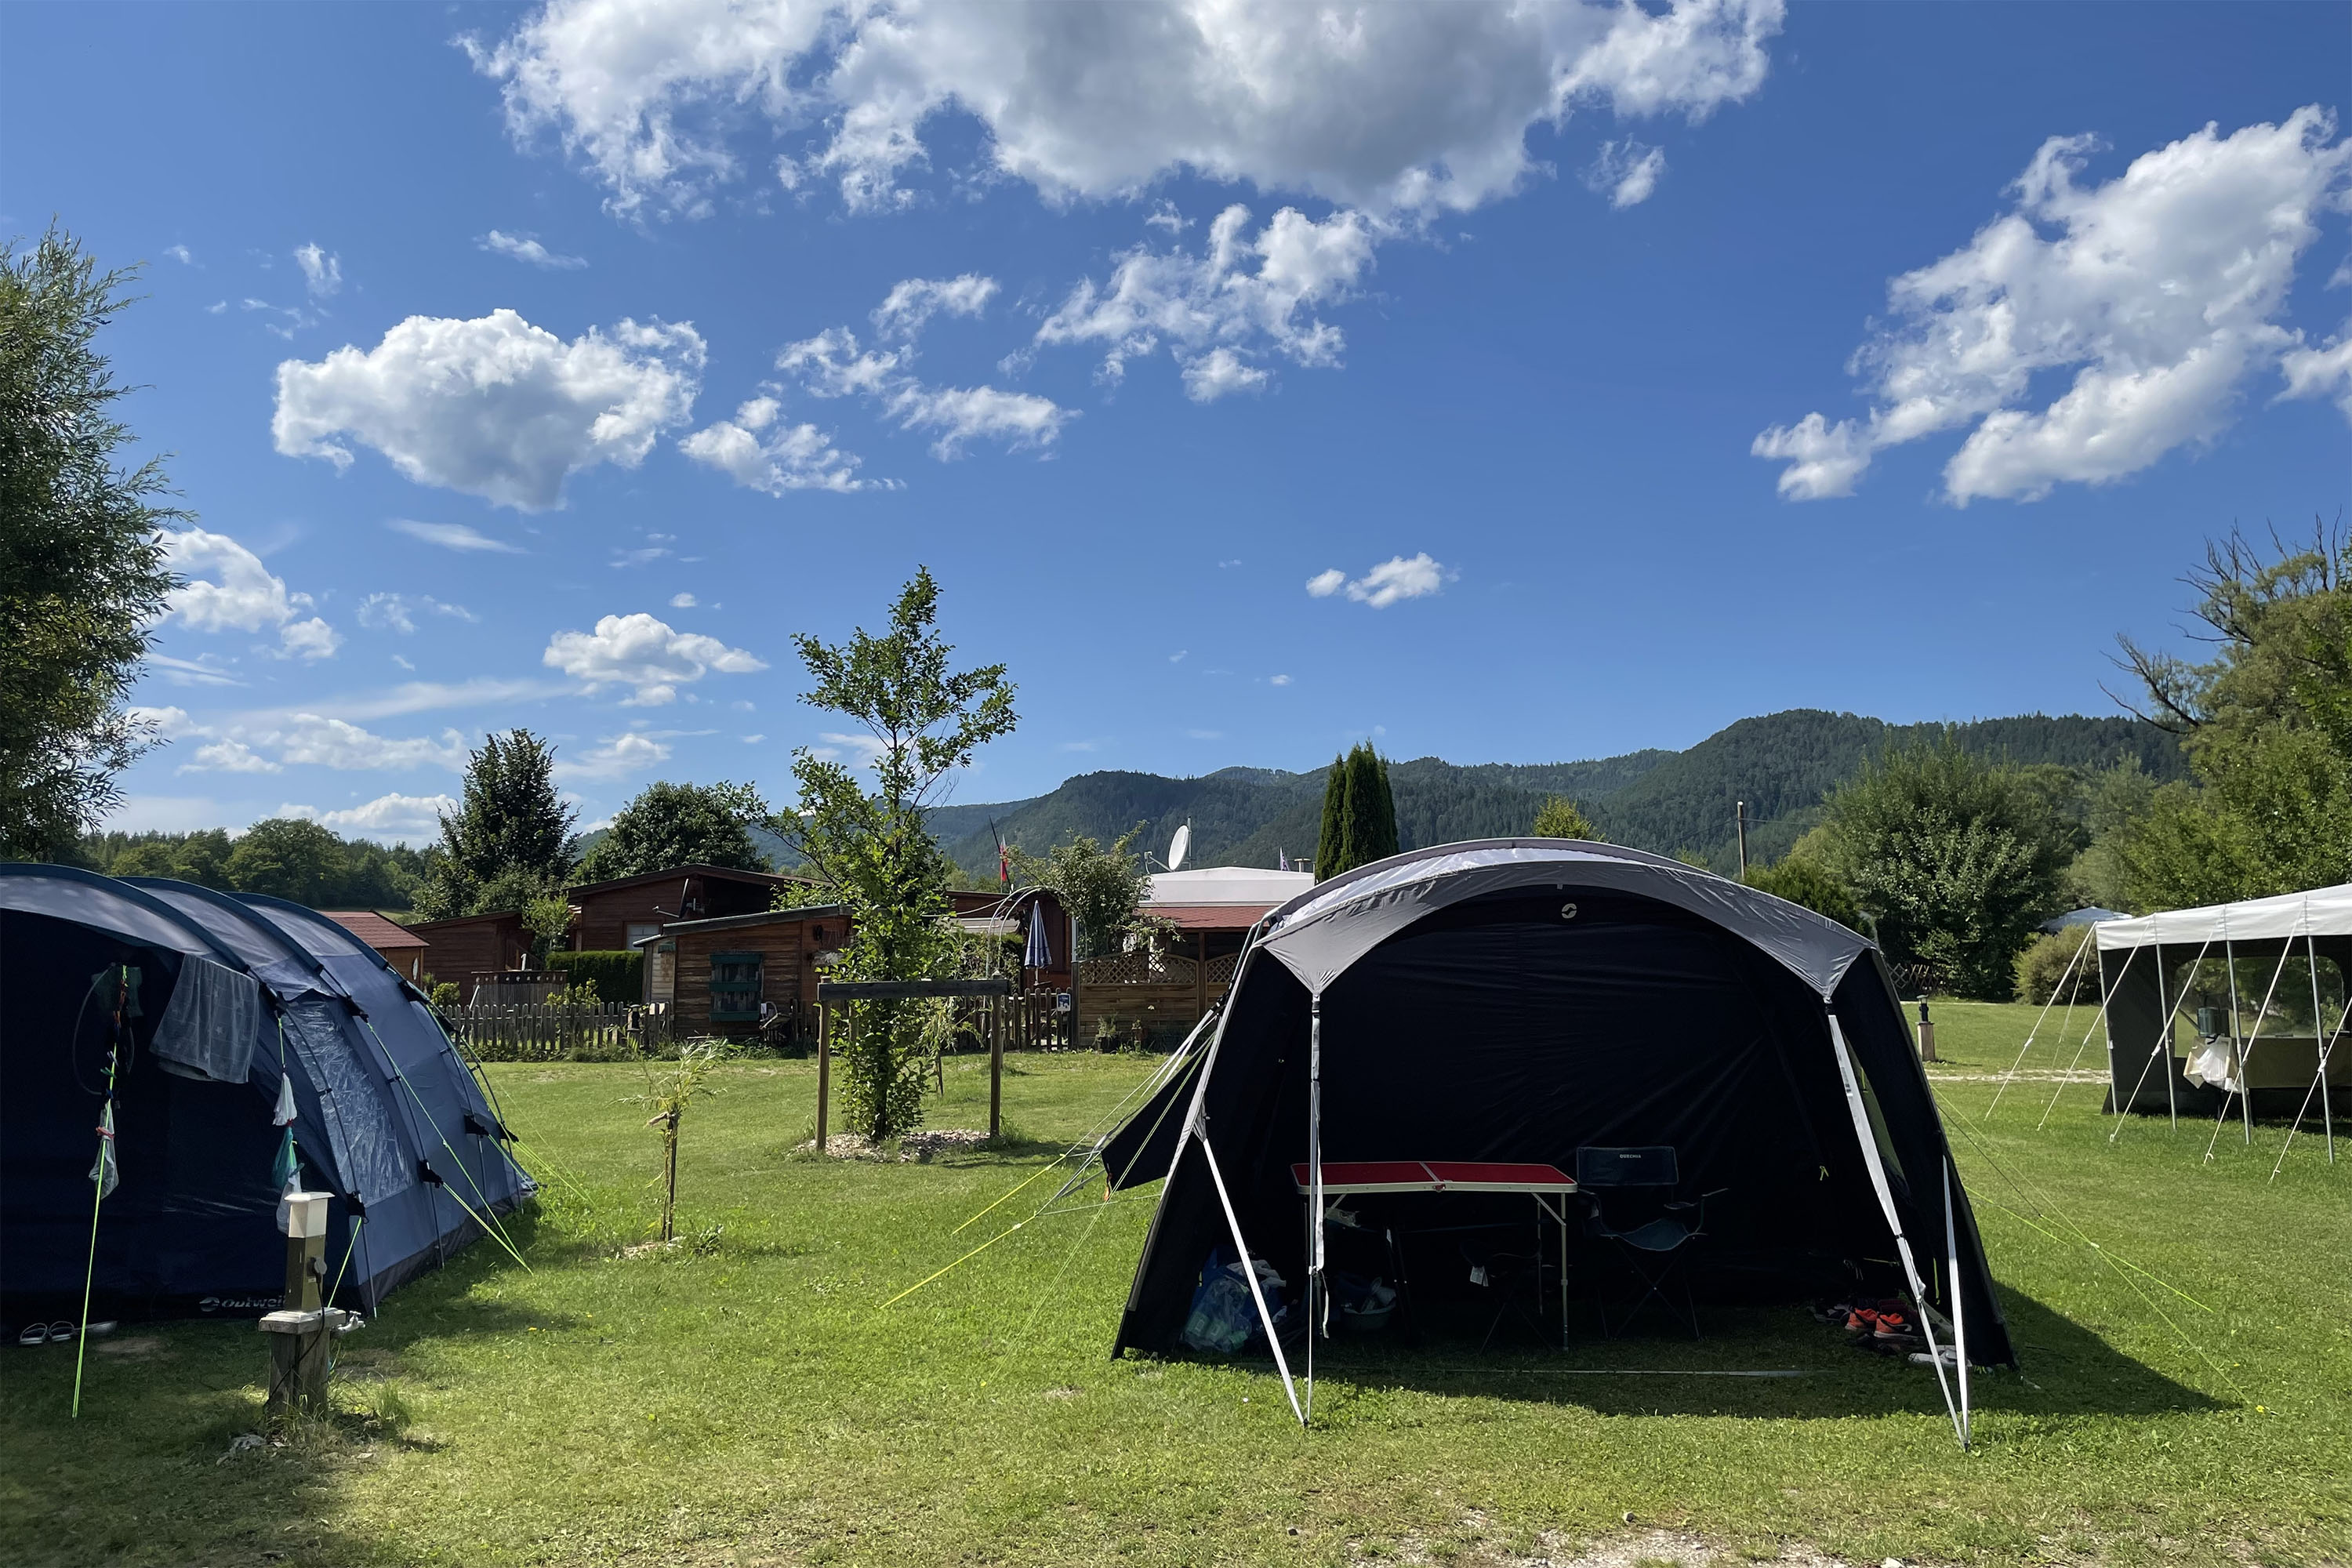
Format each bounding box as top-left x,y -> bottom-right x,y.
2094,884 -> 2352,949
1145,866 -> 1316,907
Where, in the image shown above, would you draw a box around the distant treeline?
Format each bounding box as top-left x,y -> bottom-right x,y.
68,821 -> 438,913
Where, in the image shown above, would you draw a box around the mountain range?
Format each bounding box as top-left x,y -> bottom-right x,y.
743,709 -> 2187,879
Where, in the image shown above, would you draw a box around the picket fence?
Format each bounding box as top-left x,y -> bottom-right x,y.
445,1001 -> 677,1062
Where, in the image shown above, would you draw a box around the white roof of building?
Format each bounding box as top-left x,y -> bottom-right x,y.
2095,884 -> 2352,949
1145,866 -> 1317,907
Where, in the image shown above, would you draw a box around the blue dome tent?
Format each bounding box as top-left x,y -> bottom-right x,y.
0,863 -> 530,1338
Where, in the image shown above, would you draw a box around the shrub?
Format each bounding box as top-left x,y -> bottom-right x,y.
430,981 -> 460,1008
2015,924 -> 2100,1005
1531,796 -> 1599,840
1743,855 -> 1863,931
548,949 -> 644,1004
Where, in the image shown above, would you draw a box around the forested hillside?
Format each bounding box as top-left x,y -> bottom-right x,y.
929,710 -> 2185,878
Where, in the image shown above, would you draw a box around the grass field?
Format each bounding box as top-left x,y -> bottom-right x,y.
3,1004 -> 2347,1567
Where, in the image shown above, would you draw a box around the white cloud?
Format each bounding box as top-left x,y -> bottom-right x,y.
740,732 -> 765,743
270,715 -> 470,771
470,0 -> 1781,220
282,792 -> 459,844
168,713 -> 468,775
872,274 -> 999,339
128,705 -> 201,739
554,731 -> 673,780
299,677 -> 577,723
182,739 -> 282,775
1035,204 -> 1374,399
276,618 -> 343,661
1269,673 -> 1293,686
106,794 -> 237,833
810,731 -> 889,768
164,244 -> 193,265
1182,347 -> 1270,401
1755,107 -> 2352,503
2278,328 -> 2352,421
780,327 -> 1073,457
294,243 -> 342,299
670,591 -> 698,608
205,300 -> 227,314
274,310 -> 706,510
160,528 -> 343,660
357,593 -> 477,633
387,518 -> 526,554
480,230 -> 589,269
543,612 -> 768,704
1584,139 -> 1666,207
680,395 -> 880,492
1170,649 -> 1188,662
1311,553 -> 1447,608
147,652 -> 244,688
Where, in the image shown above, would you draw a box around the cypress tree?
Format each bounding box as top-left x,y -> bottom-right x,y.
1362,747 -> 1399,862
1314,750 -> 1351,880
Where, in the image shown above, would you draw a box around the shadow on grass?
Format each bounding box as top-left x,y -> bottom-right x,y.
0,1247 -> 557,1568
1233,1290 -> 2220,1421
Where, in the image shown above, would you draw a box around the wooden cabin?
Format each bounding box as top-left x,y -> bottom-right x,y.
322,911 -> 431,982
656,904 -> 851,1035
566,864 -> 808,954
400,909 -> 529,1000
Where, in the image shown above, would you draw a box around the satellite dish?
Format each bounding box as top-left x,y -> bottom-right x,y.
1167,823 -> 1192,872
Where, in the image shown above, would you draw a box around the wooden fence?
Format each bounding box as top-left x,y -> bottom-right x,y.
443,1001 -> 677,1062
446,991 -> 1073,1061
1074,951 -> 1237,1033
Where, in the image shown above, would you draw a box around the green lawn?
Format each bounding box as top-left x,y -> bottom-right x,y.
4,1013 -> 2347,1567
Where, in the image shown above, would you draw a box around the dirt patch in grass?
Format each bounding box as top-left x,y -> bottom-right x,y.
805,1127 -> 991,1162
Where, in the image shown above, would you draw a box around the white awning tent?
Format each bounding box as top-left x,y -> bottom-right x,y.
2091,884 -> 2348,1163
2096,885 -> 2352,951
1145,867 -> 1316,908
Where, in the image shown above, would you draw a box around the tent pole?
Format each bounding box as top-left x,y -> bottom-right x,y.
2314,928 -> 2337,1163
2225,934 -> 2249,1145
1825,1012 -> 1965,1447
1305,993 -> 1325,1421
2113,935 -> 2212,1142
1942,1158 -> 1971,1450
1194,1120 -> 1305,1426
2206,941 -> 2292,1163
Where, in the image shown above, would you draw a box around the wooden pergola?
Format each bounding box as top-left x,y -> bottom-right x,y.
812,976 -> 1016,1147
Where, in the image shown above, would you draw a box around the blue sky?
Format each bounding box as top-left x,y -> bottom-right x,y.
5,1 -> 2347,844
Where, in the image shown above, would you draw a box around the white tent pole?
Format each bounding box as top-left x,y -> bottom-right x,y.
2271,982 -> 2350,1182
1305,993 -> 1325,1421
2225,927 -> 2249,1146
1826,1013 -> 1964,1447
2307,898 -> 2337,1163
2045,942 -> 2136,1131
1194,1120 -> 1305,1426
1988,932 -> 2087,1119
1941,1158 -> 1971,1450
2205,939 -> 2290,1163
2112,933 -> 2212,1142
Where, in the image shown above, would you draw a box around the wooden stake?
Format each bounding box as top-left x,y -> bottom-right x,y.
815,1003 -> 831,1153
989,996 -> 1003,1140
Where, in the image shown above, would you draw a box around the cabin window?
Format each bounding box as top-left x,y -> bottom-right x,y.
710,951 -> 763,1021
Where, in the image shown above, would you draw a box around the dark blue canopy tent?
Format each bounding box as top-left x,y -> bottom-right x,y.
0,864 -> 530,1338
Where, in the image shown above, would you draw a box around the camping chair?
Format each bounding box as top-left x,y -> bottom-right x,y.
1574,1145 -> 1724,1339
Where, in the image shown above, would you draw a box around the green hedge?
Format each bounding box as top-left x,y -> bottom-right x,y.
547,949 -> 645,1004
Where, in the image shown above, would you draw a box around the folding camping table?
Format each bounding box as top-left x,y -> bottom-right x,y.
1292,1161 -> 1579,1347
